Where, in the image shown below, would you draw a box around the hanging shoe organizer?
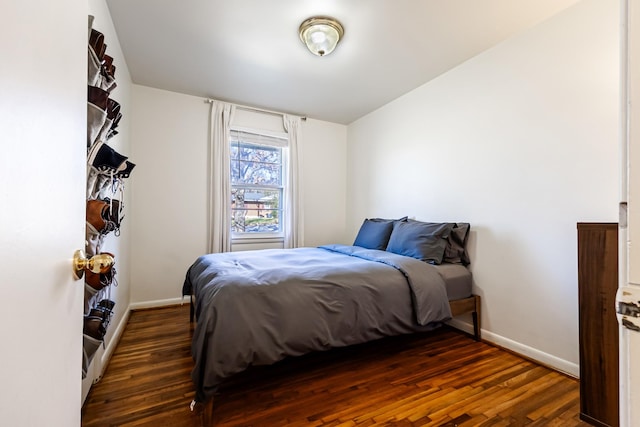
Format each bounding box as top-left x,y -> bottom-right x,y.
83,15 -> 135,379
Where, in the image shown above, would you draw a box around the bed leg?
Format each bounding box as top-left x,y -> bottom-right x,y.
204,399 -> 214,426
472,295 -> 482,341
190,398 -> 214,427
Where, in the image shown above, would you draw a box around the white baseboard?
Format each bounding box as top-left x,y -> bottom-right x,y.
129,297 -> 189,310
447,317 -> 476,336
447,318 -> 579,378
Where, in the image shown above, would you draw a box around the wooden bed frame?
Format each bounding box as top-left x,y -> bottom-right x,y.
191,293 -> 482,426
450,294 -> 482,341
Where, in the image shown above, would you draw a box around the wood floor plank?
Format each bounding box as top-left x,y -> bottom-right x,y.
82,305 -> 591,426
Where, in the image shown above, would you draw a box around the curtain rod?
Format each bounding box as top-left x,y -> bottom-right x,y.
205,98 -> 307,121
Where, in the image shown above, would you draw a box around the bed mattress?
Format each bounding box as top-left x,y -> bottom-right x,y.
435,263 -> 473,301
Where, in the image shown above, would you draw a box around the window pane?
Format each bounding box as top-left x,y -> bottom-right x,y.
238,144 -> 281,163
230,142 -> 281,162
232,160 -> 281,186
231,188 -> 282,233
230,142 -> 282,186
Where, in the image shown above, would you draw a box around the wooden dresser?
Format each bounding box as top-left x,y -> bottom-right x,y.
577,222 -> 619,427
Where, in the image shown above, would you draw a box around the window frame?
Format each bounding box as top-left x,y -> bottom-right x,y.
229,126 -> 289,241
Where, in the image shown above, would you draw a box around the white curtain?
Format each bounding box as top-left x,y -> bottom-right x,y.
283,114 -> 304,248
208,101 -> 235,253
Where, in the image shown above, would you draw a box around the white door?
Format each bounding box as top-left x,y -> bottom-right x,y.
621,1 -> 640,426
0,1 -> 87,426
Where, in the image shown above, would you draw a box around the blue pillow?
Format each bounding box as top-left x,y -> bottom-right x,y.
353,218 -> 395,250
386,221 -> 454,264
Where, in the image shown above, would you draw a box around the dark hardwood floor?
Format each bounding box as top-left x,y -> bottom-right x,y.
81,305 -> 589,426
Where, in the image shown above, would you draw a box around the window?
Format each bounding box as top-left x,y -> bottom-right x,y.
230,129 -> 288,235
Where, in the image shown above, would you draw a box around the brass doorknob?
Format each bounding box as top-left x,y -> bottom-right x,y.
73,250 -> 114,280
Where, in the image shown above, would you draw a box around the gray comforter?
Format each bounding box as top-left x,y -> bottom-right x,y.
184,244 -> 452,402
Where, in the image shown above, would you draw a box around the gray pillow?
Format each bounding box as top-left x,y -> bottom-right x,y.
386,221 -> 454,264
443,222 -> 471,265
353,218 -> 395,250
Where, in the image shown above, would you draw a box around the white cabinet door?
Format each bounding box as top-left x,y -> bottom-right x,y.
0,1 -> 87,426
630,0 -> 640,288
622,1 -> 640,426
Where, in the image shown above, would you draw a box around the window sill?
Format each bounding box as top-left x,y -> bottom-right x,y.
231,234 -> 284,245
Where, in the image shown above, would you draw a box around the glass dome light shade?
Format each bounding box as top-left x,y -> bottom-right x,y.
299,17 -> 344,57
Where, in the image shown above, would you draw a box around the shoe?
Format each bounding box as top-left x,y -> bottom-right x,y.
88,307 -> 112,326
88,86 -> 109,110
103,55 -> 116,79
89,29 -> 104,61
85,269 -> 101,290
98,299 -> 116,311
85,267 -> 117,291
91,303 -> 113,316
100,73 -> 117,93
86,200 -> 120,235
108,113 -> 122,135
106,98 -> 120,120
114,161 -> 135,179
88,29 -> 117,92
108,199 -> 123,225
93,98 -> 121,143
83,316 -> 106,341
87,140 -> 128,173
98,198 -> 122,228
86,199 -> 108,233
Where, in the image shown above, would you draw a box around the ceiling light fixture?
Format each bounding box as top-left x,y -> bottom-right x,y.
299,16 -> 344,57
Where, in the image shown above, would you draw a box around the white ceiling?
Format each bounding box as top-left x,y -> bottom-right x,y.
105,0 -> 580,124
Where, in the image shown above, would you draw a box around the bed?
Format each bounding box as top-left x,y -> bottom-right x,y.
182,219 -> 481,415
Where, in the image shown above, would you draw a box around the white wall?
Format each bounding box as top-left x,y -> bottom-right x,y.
301,118 -> 349,247
347,0 -> 619,375
129,86 -> 209,305
129,85 -> 348,304
84,0 -> 134,399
